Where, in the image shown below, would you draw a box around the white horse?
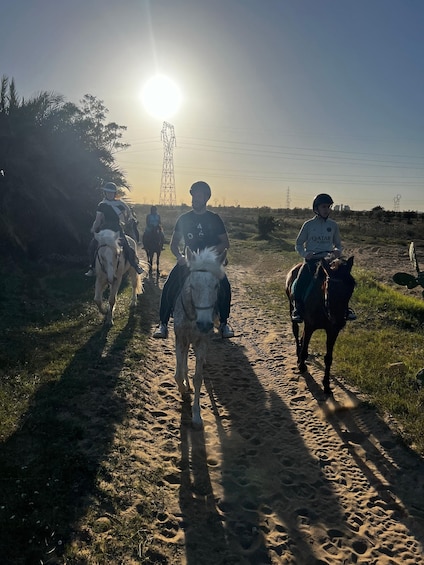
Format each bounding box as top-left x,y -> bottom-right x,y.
94,229 -> 142,326
173,247 -> 227,428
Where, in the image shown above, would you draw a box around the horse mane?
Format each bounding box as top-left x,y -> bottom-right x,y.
187,247 -> 225,279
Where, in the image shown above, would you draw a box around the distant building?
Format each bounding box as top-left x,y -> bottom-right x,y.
334,204 -> 351,212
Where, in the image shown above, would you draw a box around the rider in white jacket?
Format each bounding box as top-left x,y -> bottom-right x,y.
292,193 -> 356,323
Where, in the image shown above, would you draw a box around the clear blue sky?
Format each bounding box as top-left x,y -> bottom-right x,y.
2,0 -> 424,211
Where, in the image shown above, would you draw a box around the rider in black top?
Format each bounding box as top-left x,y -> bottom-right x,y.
85,182 -> 143,276
153,181 -> 234,339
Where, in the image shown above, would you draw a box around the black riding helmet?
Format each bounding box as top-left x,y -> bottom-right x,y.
190,181 -> 211,201
313,193 -> 333,213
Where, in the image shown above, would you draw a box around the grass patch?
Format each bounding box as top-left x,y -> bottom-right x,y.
0,262 -> 162,563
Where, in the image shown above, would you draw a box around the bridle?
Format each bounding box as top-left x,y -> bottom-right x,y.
95,243 -> 123,276
181,268 -> 219,321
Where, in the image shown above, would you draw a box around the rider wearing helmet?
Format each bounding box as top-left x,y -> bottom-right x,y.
85,182 -> 143,276
291,193 -> 356,322
143,205 -> 165,249
153,180 -> 234,339
146,206 -> 161,230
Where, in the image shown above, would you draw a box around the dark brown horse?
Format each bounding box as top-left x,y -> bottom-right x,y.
142,226 -> 164,275
286,257 -> 355,395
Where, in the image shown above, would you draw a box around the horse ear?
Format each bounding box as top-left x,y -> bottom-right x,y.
218,249 -> 227,265
186,247 -> 194,262
347,256 -> 354,271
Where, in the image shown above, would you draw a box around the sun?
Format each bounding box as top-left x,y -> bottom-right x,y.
141,75 -> 182,120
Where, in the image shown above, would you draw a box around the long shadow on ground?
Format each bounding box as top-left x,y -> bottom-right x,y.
303,368 -> 424,551
178,337 -> 347,564
0,308 -> 140,564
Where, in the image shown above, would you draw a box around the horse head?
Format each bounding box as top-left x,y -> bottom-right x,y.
95,229 -> 122,285
185,247 -> 226,333
320,256 -> 355,325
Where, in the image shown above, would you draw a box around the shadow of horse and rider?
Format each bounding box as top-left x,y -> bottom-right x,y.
176,326 -> 424,564
0,299 -> 147,563
170,250 -> 424,562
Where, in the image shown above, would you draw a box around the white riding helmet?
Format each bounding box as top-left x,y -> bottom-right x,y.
103,182 -> 117,193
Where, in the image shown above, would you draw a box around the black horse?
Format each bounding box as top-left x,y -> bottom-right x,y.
286,257 -> 355,395
142,226 -> 164,275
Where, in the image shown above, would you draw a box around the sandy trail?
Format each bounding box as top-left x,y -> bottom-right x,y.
126,256 -> 424,564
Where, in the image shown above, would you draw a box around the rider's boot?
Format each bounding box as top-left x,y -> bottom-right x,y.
128,248 -> 144,274
346,307 -> 357,321
85,266 -> 95,277
219,322 -> 234,338
153,322 -> 168,339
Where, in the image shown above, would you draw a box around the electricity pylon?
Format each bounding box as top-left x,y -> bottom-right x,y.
159,122 -> 176,206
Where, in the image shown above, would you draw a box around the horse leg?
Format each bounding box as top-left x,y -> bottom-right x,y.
106,277 -> 120,326
94,277 -> 108,315
323,331 -> 338,395
192,341 -> 207,429
156,251 -> 160,274
292,320 -> 302,357
174,334 -> 191,396
298,326 -> 313,373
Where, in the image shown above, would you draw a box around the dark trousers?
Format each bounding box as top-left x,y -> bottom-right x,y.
159,263 -> 231,325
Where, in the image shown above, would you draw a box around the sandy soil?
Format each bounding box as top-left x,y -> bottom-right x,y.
114,247 -> 424,564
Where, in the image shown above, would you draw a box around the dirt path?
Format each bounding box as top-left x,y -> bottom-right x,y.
116,254 -> 424,564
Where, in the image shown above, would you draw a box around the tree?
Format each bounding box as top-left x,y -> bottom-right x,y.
0,76 -> 131,259
257,214 -> 277,239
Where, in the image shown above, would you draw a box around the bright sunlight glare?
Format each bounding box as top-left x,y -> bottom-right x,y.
141,75 -> 182,120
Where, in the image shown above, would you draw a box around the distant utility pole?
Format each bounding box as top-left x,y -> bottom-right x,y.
286,186 -> 291,209
159,122 -> 176,206
393,194 -> 401,212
